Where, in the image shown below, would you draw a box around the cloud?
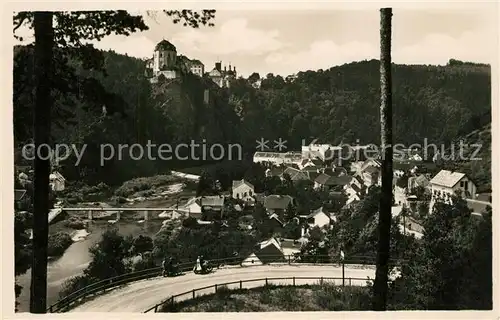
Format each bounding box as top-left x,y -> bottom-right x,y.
264,40 -> 378,75
171,18 -> 285,56
264,30 -> 493,76
393,31 -> 492,65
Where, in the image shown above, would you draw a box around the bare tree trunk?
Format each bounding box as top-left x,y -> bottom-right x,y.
30,11 -> 53,313
372,8 -> 393,311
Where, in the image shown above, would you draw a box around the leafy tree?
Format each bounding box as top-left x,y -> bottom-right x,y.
131,235 -> 154,256
284,203 -> 297,222
388,197 -> 492,310
299,226 -> 328,262
248,72 -> 260,83
197,170 -> 216,196
252,203 -> 268,224
84,227 -> 130,280
282,221 -> 301,239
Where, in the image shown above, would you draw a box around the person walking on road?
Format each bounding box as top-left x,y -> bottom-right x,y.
162,257 -> 168,277
193,255 -> 201,272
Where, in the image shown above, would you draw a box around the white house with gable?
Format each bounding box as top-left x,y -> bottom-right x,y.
232,179 -> 255,202
302,206 -> 335,229
49,171 -> 65,192
429,170 -> 477,213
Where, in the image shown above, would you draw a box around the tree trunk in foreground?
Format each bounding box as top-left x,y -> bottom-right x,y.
372,7 -> 393,311
30,11 -> 53,313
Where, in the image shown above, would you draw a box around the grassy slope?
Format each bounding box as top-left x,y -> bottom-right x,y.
162,284 -> 372,312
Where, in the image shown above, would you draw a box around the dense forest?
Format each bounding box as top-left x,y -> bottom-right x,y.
13,46 -> 491,186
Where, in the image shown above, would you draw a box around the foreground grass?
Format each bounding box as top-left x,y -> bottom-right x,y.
161,283 -> 372,312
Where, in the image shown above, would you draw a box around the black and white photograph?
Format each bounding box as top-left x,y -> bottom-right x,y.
6,2 -> 497,317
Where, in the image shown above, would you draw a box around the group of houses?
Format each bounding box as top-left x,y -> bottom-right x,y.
145,39 -> 237,88
14,167 -> 66,212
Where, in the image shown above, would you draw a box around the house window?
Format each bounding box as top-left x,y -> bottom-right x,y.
249,190 -> 253,196
460,181 -> 464,187
464,181 -> 468,191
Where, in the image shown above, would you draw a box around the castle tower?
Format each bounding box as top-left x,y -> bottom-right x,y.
153,39 -> 177,73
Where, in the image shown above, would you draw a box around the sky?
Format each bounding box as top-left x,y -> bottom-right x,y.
14,6 -> 497,78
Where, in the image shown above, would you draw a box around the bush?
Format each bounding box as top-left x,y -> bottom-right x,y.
274,287 -> 300,310
48,232 -> 73,257
132,254 -> 156,272
258,286 -> 274,304
114,175 -> 179,197
182,217 -> 198,228
215,285 -> 232,298
59,274 -> 96,299
64,217 -> 85,229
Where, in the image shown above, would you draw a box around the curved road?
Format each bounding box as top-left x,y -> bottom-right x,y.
71,265 -> 375,312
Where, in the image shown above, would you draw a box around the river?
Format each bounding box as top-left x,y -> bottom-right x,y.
16,218 -> 165,312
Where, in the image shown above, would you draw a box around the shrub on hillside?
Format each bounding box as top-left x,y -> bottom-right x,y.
58,274 -> 97,299
114,174 -> 177,197
48,232 -> 73,257
132,253 -> 156,272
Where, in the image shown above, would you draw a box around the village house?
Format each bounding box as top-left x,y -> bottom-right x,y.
407,174 -> 430,194
279,238 -> 303,255
301,143 -> 339,162
429,170 -> 477,212
180,197 -> 203,218
263,195 -> 295,215
314,173 -> 352,191
253,151 -> 303,166
393,161 -> 419,177
199,196 -> 226,219
394,148 -> 423,162
232,179 -> 255,202
265,167 -> 284,178
298,158 -> 323,170
356,158 -> 382,187
281,167 -> 310,182
301,206 -> 336,229
268,213 -> 285,231
242,237 -> 287,266
49,171 -> 66,192
344,183 -> 364,205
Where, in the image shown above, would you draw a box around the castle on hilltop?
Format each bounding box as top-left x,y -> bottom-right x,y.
145,39 -> 237,88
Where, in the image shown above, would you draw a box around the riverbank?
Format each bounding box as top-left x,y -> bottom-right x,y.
16,175 -> 197,313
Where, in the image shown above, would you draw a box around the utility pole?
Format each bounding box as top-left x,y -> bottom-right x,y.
340,249 -> 345,287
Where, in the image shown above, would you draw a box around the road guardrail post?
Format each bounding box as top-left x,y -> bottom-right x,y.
240,280 -> 242,289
